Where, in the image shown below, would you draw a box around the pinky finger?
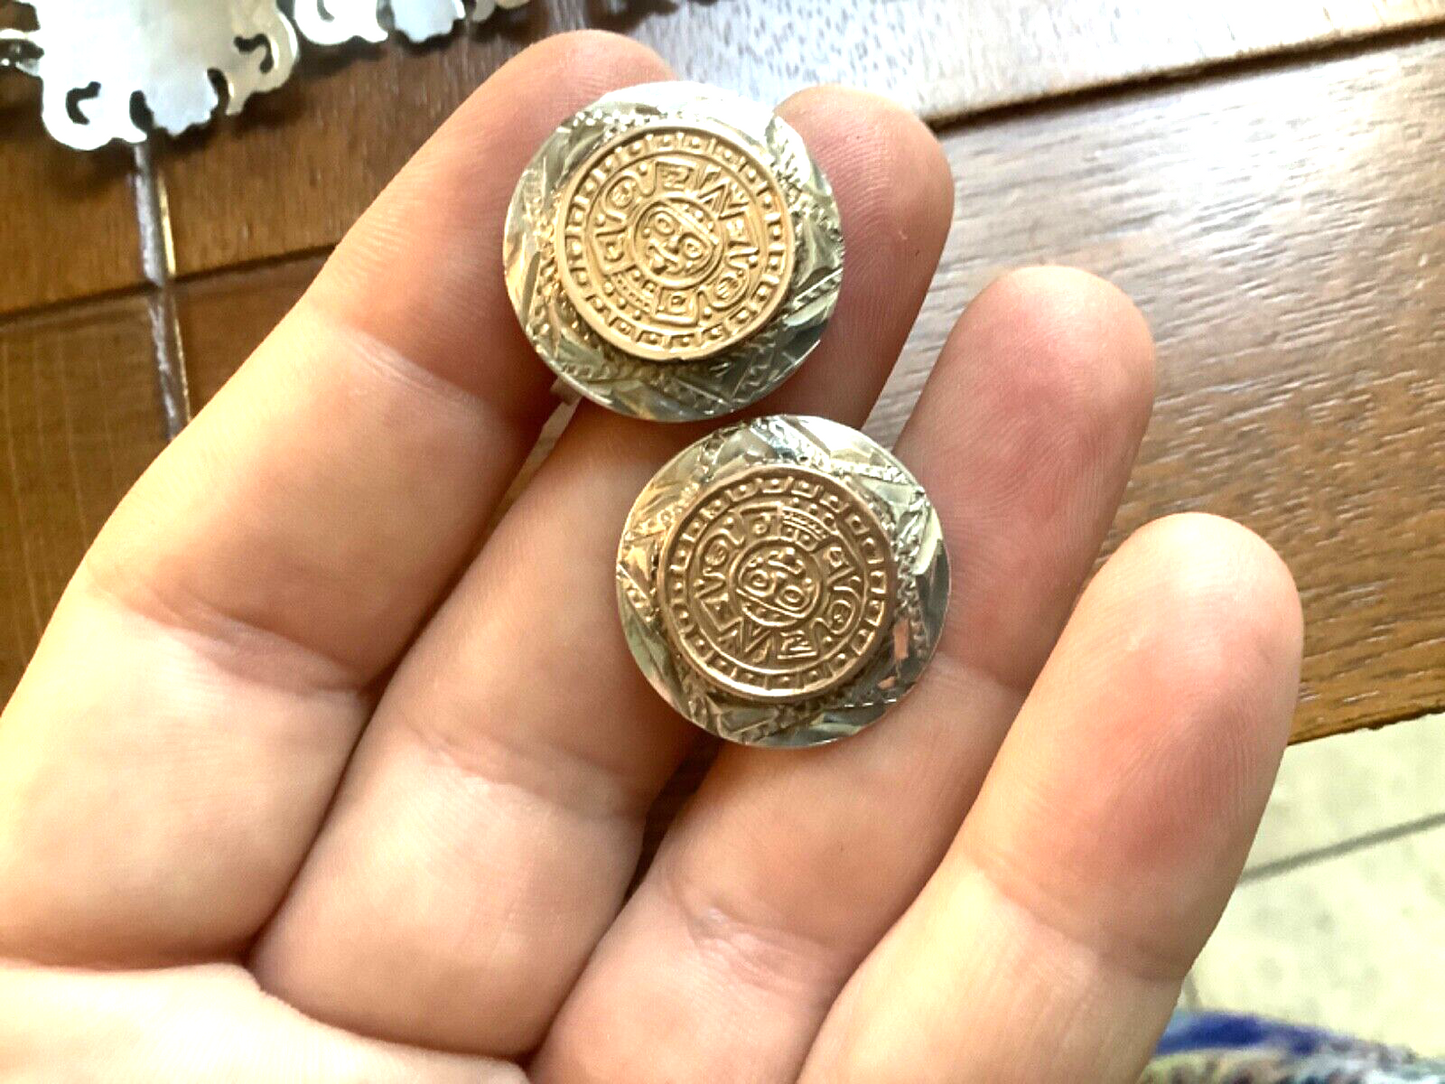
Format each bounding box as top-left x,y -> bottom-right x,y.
799,513 -> 1303,1084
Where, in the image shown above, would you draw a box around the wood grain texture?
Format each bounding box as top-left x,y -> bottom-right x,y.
164,18 -> 1445,746
0,75 -> 141,316
5,19 -> 1444,744
605,0 -> 1445,123
177,256 -> 321,408
0,296 -> 163,699
156,0 -> 1445,280
870,33 -> 1445,743
3,0 -> 1443,315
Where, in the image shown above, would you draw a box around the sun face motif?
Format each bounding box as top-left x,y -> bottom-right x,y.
554,124 -> 795,362
657,465 -> 896,702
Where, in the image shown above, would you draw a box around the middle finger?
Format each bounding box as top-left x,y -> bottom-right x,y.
533,268 -> 1157,1083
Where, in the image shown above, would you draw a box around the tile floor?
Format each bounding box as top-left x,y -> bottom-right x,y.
1188,713 -> 1445,1051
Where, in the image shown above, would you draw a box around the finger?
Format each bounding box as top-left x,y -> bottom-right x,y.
799,514 -> 1303,1083
251,87 -> 955,1056
0,962 -> 522,1083
0,32 -> 673,966
531,269 -> 1157,1084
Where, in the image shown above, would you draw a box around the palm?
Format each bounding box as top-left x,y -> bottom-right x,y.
0,33 -> 1302,1084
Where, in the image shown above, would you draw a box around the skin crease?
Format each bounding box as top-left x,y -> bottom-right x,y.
0,31 -> 1303,1084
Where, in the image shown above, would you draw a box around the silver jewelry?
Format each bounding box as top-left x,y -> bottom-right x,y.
504,82 -> 845,423
617,415 -> 950,747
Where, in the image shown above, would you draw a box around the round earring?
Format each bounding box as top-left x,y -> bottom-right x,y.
616,415 -> 950,747
504,82 -> 844,422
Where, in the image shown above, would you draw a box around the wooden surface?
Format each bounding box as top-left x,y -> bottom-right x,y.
3,5 -> 1445,744
6,0 -> 1445,314
0,296 -> 164,695
870,31 -> 1445,742
177,258 -> 320,408
0,82 -> 140,316
157,0 -> 1445,282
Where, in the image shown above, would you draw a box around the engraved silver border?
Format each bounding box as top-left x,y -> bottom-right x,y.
504,82 -> 845,423
617,415 -> 951,747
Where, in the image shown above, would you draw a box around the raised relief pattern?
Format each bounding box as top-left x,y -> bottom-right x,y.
555,125 -> 795,362
659,466 -> 895,701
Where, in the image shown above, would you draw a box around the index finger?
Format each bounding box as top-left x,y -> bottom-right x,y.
0,32 -> 673,967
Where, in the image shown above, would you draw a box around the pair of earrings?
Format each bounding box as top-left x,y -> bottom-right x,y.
503,82 -> 949,748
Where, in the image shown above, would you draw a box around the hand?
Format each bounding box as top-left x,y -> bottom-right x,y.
0,32 -> 1302,1083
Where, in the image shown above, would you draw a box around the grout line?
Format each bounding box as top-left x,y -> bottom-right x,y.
0,283 -> 154,327
1240,809 -> 1445,885
0,239 -> 339,329
1179,973 -> 1203,1011
173,243 -> 336,284
129,139 -> 191,441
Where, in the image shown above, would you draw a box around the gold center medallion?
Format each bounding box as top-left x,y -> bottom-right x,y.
658,466 -> 895,702
554,124 -> 795,362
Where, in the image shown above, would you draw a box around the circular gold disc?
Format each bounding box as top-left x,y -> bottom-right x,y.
553,124 -> 796,363
657,465 -> 896,702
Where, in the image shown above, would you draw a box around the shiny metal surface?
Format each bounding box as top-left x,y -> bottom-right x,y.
292,0 -> 530,45
618,415 -> 950,747
2,2 -> 297,150
1,0 -> 529,149
505,82 -> 845,422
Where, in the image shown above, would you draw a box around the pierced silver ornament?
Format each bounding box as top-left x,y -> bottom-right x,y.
292,0 -> 530,46
0,0 -> 530,150
1,1 -> 297,151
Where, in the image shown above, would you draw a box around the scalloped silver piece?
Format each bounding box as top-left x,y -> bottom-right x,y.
292,0 -> 530,45
1,1 -> 297,151
617,415 -> 950,748
0,0 -> 529,150
504,82 -> 845,423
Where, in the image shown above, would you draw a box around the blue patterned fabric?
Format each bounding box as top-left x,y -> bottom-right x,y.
1143,1012 -> 1445,1082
